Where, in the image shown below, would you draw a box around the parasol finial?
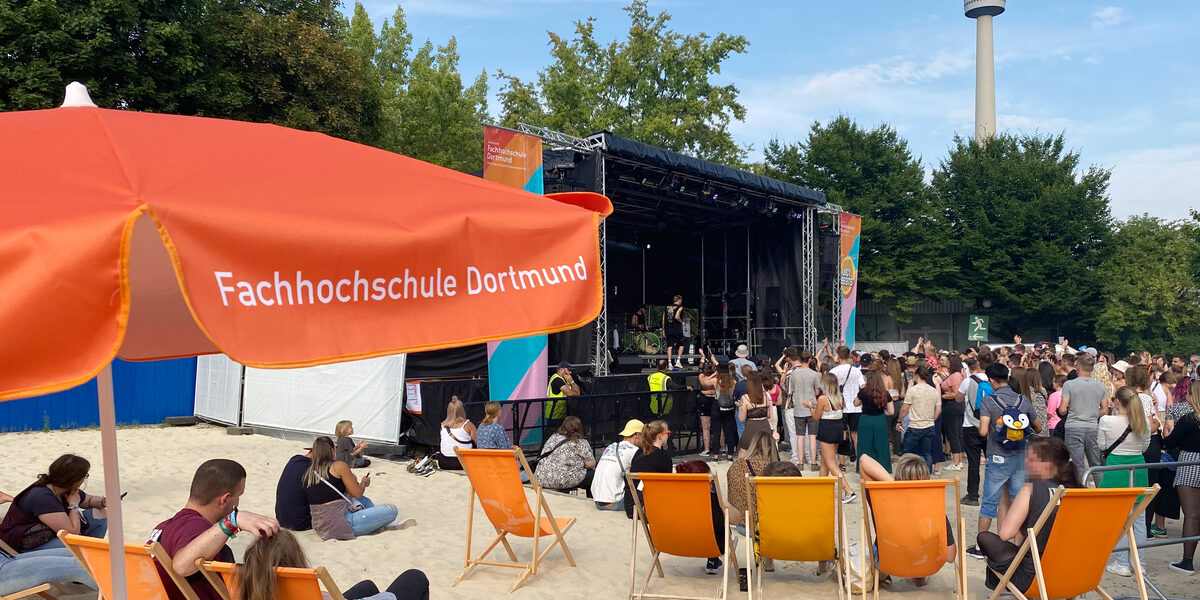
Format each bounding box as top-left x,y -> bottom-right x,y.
61,82 -> 98,108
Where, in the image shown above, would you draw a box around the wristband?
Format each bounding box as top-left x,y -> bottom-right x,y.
218,519 -> 237,538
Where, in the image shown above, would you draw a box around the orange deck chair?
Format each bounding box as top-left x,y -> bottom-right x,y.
987,485 -> 1159,600
58,530 -> 200,600
195,560 -> 350,600
627,472 -> 732,600
450,448 -> 576,594
745,475 -> 849,600
859,479 -> 967,600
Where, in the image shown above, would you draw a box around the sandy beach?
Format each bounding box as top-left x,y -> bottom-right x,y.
1,424 -> 1191,599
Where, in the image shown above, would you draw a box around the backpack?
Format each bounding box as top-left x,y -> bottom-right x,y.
716,390 -> 736,410
988,392 -> 1031,451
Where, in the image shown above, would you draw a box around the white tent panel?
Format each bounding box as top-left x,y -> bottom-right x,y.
241,355 -> 405,444
194,354 -> 244,425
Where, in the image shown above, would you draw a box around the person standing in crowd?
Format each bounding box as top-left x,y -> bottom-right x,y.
831,346 -> 866,460
940,355 -> 966,470
625,421 -> 674,519
663,295 -> 686,370
737,372 -> 777,456
592,419 -> 643,511
966,363 -> 1040,559
1059,354 -> 1109,484
710,367 -> 739,462
1101,386 -> 1152,577
1045,375 -> 1067,438
790,350 -> 821,471
898,366 -> 940,470
884,357 -> 907,455
813,373 -> 857,502
775,348 -> 800,464
545,362 -> 580,432
698,357 -> 719,457
534,416 -> 596,495
959,356 -> 993,506
474,401 -> 512,450
1093,362 -> 1116,410
648,359 -> 691,417
854,370 -> 894,474
1016,368 -> 1049,437
0,454 -> 108,553
1150,370 -> 1182,539
1164,381 -> 1200,574
730,344 -> 757,379
734,364 -> 753,438
333,420 -> 371,469
438,396 -> 475,470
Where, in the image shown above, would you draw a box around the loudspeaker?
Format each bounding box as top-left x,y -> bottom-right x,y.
713,354 -> 729,365
819,233 -> 839,290
613,355 -> 643,374
762,337 -> 784,357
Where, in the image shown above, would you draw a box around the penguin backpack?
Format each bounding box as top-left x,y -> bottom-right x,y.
990,393 -> 1031,450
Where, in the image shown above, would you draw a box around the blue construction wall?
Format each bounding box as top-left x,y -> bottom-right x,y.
0,358 -> 197,432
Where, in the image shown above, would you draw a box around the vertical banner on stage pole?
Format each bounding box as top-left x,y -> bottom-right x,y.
839,214 -> 862,349
483,125 -> 547,444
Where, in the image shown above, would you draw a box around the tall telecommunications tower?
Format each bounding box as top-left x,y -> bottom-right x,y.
964,0 -> 1005,142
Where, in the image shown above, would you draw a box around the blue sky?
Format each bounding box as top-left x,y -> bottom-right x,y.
352,1 -> 1199,220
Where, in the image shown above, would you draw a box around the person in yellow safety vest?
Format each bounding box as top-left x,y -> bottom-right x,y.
648,359 -> 692,416
546,361 -> 580,426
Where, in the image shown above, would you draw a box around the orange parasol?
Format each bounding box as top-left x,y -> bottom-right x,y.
0,83 -> 610,597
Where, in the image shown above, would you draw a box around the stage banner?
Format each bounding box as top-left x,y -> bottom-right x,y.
839,213 -> 862,349
483,125 -> 547,444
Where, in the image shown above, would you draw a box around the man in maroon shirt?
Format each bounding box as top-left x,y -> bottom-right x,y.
148,459 -> 279,600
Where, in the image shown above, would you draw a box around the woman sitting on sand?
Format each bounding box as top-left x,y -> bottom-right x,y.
303,437 -> 410,541
533,416 -> 596,494
438,396 -> 476,470
237,528 -> 429,600
0,454 -> 108,552
858,453 -> 957,587
474,401 -> 512,450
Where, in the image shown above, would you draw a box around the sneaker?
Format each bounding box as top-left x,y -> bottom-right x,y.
913,576 -> 928,587
945,463 -> 963,471
962,495 -> 980,507
809,463 -> 819,472
1169,560 -> 1195,575
965,545 -> 986,560
386,517 -> 417,531
705,557 -> 721,575
737,568 -> 748,592
839,464 -> 847,473
842,492 -> 857,504
1151,526 -> 1169,538
1106,563 -> 1133,577
699,450 -> 711,457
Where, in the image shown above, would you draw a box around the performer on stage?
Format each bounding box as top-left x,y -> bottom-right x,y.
663,296 -> 686,370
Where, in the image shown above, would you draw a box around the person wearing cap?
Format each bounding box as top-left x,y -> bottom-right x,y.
729,344 -> 757,380
591,419 -> 644,511
546,361 -> 580,432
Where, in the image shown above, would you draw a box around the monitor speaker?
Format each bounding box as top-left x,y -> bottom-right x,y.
614,355 -> 643,374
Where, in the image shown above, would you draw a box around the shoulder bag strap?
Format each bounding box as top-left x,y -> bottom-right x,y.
321,477 -> 355,504
1104,426 -> 1134,457
539,438 -> 572,459
445,425 -> 472,445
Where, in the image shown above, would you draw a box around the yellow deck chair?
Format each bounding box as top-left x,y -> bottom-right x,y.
860,478 -> 967,600
745,475 -> 849,600
195,560 -> 348,600
0,584 -> 55,600
627,472 -> 732,600
988,485 -> 1159,600
58,530 -> 200,600
450,448 -> 576,594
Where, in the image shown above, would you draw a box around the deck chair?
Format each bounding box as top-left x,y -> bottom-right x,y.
987,485 -> 1159,600
745,475 -> 849,600
195,560 -> 349,600
627,472 -> 732,600
58,530 -> 200,600
0,584 -> 55,600
450,448 -> 576,594
860,478 -> 967,600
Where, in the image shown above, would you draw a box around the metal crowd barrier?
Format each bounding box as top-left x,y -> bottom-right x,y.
1082,460 -> 1200,600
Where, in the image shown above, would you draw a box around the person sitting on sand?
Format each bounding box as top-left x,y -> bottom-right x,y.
674,460 -> 729,576
438,396 -> 476,470
858,453 -> 957,588
334,420 -> 371,468
303,437 -> 411,541
274,448 -> 312,531
0,454 -> 108,552
534,416 -> 597,494
236,528 -> 429,600
0,489 -> 98,596
726,431 -> 781,571
149,459 -> 280,600
474,401 -> 512,450
590,419 -> 643,511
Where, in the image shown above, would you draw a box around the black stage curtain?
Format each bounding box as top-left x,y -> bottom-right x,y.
404,345 -> 488,380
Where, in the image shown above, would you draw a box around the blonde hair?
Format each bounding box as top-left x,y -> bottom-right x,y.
302,437 -> 336,488
820,372 -> 844,410
1114,386 -> 1149,438
237,530 -> 309,600
1093,363 -> 1115,399
334,420 -> 353,437
640,420 -> 669,454
1189,380 -> 1200,417
441,396 -> 466,428
742,430 -> 780,464
893,454 -> 930,481
481,401 -> 502,426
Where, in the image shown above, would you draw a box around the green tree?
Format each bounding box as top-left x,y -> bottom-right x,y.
1094,216 -> 1200,355
932,134 -> 1113,336
498,0 -> 749,165
762,117 -> 953,322
391,38 -> 489,172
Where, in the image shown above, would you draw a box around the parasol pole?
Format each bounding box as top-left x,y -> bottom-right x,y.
97,364 -> 128,600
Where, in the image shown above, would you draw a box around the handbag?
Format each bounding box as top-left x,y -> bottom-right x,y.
321,478 -> 365,512
836,424 -> 855,459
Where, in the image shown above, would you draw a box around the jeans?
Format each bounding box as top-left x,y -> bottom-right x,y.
981,455 -> 1026,520
1112,506 -> 1147,569
781,406 -> 800,463
27,509 -> 107,552
0,548 -> 97,596
963,426 -> 986,498
347,496 -> 398,537
901,426 -> 937,470
1065,423 -> 1103,484
596,499 -> 625,511
736,411 -> 746,437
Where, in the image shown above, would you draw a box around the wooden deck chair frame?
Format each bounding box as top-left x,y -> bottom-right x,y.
744,474 -> 850,600
0,538 -> 69,598
58,530 -> 200,600
627,471 -> 732,600
859,478 -> 967,600
450,448 -> 576,594
195,560 -> 348,600
987,485 -> 1159,600
0,584 -> 55,600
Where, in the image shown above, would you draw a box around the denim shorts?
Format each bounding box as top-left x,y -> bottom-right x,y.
980,454 -> 1026,519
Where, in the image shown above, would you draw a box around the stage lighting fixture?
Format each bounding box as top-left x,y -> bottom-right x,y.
735,192 -> 749,208
701,181 -> 712,197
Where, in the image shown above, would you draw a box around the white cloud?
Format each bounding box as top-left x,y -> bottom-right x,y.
1101,145 -> 1200,220
1091,6 -> 1127,29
